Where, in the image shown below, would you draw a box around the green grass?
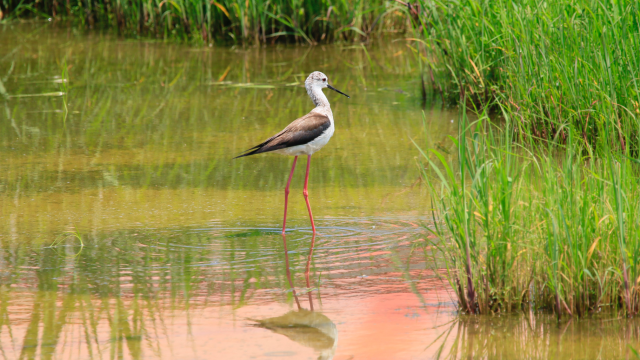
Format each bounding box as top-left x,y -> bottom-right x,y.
1,0 -> 410,44
419,103 -> 640,318
408,0 -> 640,151
408,0 -> 640,318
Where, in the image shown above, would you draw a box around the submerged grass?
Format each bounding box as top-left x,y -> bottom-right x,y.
1,0 -> 410,44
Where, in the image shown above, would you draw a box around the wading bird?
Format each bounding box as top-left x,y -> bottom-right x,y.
235,71 -> 350,234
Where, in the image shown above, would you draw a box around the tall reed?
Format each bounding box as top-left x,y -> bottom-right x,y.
407,0 -> 640,150
419,104 -> 640,318
407,0 -> 640,318
1,0 -> 410,44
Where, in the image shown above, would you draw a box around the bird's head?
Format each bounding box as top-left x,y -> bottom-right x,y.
305,71 -> 350,98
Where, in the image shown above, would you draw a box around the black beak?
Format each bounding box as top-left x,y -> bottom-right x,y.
327,84 -> 350,98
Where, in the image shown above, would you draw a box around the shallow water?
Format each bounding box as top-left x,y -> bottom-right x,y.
2,23 -> 640,360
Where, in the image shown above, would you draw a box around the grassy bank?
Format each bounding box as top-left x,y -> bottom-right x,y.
0,0 -> 409,43
409,0 -> 640,318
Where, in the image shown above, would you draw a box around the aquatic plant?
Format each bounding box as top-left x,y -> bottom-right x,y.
0,0 -> 410,44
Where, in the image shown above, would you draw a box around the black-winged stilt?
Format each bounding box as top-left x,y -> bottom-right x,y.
235,71 -> 349,234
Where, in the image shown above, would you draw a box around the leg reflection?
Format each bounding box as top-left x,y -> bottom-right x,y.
282,234 -> 302,310
283,234 -> 317,310
283,233 -> 317,310
305,234 -> 316,311
253,234 -> 336,360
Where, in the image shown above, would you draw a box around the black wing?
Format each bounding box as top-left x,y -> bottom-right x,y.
235,113 -> 331,158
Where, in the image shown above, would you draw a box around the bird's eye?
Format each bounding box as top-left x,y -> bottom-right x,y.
322,78 -> 326,82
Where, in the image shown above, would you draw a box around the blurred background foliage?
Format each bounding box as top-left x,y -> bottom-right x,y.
0,0 -> 411,44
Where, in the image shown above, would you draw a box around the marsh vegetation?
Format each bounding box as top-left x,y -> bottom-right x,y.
411,0 -> 640,318
1,0 -> 410,44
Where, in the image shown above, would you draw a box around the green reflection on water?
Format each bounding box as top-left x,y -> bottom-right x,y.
0,23 -> 456,239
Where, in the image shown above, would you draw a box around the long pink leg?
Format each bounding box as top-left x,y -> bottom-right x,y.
303,155 -> 316,234
282,156 -> 298,235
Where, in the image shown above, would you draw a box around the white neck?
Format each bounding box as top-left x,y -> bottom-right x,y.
306,84 -> 330,108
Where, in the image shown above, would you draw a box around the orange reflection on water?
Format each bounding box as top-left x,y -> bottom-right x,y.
0,279 -> 454,359
1,254 -> 454,360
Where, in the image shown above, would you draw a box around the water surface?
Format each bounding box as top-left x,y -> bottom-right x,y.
0,22 -> 459,359
2,22 -> 639,360
1,23 -> 459,237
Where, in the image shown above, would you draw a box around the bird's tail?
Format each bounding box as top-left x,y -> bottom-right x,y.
233,144 -> 263,159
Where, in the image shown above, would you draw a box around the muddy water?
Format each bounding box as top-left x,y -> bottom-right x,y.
1,23 -> 639,360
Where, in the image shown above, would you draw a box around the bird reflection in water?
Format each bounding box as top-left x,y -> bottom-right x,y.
252,234 -> 338,360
